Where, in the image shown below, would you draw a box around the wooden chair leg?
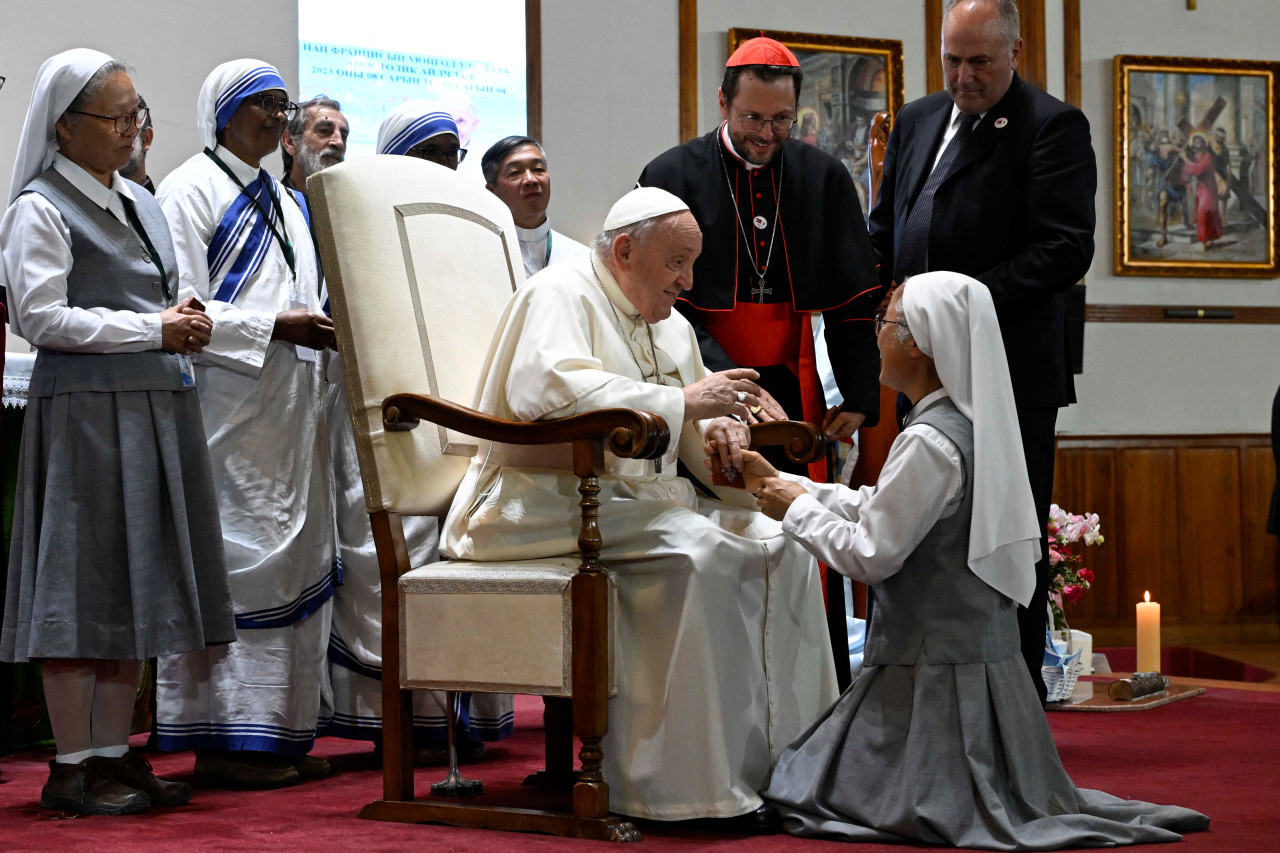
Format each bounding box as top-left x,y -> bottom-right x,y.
571,571 -> 611,821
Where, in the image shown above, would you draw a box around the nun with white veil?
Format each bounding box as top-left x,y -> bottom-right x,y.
375,102 -> 463,165
741,272 -> 1209,849
154,58 -> 335,790
0,49 -> 233,815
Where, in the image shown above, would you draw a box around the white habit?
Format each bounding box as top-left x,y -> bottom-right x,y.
154,144 -> 335,755
515,219 -> 588,278
442,254 -> 838,820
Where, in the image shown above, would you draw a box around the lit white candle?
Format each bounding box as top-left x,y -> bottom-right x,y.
1136,590 -> 1161,673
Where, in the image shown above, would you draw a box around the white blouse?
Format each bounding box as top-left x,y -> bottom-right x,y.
1,153 -> 161,352
781,388 -> 966,584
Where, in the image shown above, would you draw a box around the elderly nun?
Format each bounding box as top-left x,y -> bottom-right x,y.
0,49 -> 234,816
741,272 -> 1210,849
153,59 -> 335,790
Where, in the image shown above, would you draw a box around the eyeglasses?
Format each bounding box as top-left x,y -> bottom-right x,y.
874,312 -> 910,334
66,106 -> 149,134
248,93 -> 299,117
408,145 -> 468,165
733,111 -> 796,134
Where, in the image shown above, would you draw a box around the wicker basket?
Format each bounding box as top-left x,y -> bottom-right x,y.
1043,656 -> 1083,703
1043,618 -> 1084,703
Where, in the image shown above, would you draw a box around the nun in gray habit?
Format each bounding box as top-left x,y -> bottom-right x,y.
0,49 -> 234,815
738,272 -> 1208,849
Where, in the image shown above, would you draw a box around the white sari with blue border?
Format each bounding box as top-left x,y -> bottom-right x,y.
153,144 -> 337,755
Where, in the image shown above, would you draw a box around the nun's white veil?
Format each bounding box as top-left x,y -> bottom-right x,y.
901,271 -> 1041,606
9,48 -> 115,205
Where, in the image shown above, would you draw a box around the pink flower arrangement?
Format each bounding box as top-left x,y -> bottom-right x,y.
1047,504 -> 1104,632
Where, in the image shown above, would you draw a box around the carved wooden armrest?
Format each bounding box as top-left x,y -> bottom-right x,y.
382,392 -> 670,461
748,420 -> 827,465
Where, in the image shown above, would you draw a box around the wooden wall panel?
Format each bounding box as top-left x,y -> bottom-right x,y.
1242,447 -> 1279,615
1178,447 -> 1243,618
1053,448 -> 1120,622
1054,435 -> 1279,646
1118,448 -> 1182,614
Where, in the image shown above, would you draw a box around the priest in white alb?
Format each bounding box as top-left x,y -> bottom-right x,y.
442,187 -> 838,830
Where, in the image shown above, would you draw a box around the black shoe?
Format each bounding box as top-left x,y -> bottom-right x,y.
41,758 -> 151,816
718,803 -> 782,835
103,750 -> 192,807
290,754 -> 332,781
193,750 -> 300,790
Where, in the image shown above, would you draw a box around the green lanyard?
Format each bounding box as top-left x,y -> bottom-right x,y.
203,147 -> 296,280
544,229 -> 553,269
121,196 -> 172,303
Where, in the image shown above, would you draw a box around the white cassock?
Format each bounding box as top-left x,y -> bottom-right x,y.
323,354 -> 514,743
515,219 -> 588,279
153,145 -> 335,755
442,254 -> 838,820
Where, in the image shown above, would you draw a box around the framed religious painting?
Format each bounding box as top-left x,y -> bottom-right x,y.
728,28 -> 904,218
1114,54 -> 1280,277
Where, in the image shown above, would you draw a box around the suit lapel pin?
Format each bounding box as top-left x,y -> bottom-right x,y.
994,117 -> 1009,129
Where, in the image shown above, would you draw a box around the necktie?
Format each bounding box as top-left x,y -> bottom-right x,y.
894,113 -> 977,280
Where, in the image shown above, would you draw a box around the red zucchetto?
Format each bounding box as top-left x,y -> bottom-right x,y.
725,36 -> 799,68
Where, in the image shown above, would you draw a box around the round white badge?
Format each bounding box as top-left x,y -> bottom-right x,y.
752,215 -> 768,230
994,117 -> 1009,129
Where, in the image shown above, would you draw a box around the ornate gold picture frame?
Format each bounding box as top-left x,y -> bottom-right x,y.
728,28 -> 904,217
1114,54 -> 1279,277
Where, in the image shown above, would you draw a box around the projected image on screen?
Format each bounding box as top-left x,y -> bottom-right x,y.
298,0 -> 527,173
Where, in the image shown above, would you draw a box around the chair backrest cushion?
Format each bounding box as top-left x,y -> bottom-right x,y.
310,156 -> 523,516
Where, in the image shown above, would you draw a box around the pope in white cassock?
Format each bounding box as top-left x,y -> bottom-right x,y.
442,187 -> 838,825
153,60 -> 337,789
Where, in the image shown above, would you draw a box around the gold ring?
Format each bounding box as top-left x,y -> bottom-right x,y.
750,405 -> 763,415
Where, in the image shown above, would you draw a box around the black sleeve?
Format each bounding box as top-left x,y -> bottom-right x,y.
866,114 -> 903,289
975,109 -> 1097,309
822,160 -> 884,425
823,299 -> 881,427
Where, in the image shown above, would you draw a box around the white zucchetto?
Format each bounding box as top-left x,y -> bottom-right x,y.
604,187 -> 689,230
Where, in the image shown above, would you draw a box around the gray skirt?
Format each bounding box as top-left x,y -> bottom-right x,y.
0,387 -> 235,662
764,655 -> 1210,850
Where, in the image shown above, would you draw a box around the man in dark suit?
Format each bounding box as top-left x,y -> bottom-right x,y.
868,0 -> 1097,701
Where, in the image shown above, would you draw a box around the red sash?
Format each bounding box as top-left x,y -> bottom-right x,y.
701,302 -> 827,481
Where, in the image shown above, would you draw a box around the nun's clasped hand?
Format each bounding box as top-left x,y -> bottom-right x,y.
161,296 -> 213,355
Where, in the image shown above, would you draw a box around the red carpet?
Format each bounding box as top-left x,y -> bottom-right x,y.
0,689 -> 1272,851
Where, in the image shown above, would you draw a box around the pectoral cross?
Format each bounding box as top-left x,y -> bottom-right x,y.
751,278 -> 772,302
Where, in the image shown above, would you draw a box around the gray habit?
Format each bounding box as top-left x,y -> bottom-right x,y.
764,399 -> 1209,850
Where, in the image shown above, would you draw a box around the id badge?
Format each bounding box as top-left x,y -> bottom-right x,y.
179,355 -> 196,387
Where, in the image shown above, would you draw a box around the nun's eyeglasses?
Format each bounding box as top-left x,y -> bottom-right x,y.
247,94 -> 300,118
67,107 -> 149,134
408,144 -> 468,165
874,311 -> 910,334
